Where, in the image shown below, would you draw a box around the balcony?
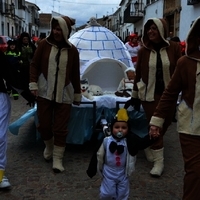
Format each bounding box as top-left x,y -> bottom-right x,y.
1,3 -> 15,18
15,9 -> 25,19
111,23 -> 119,32
187,0 -> 200,5
124,1 -> 145,23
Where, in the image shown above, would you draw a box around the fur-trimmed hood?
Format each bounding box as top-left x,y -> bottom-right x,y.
142,18 -> 169,49
47,16 -> 75,47
124,67 -> 135,79
185,16 -> 200,61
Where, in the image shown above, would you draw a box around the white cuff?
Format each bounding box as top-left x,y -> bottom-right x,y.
132,90 -> 138,98
29,82 -> 38,90
150,116 -> 165,128
74,93 -> 82,102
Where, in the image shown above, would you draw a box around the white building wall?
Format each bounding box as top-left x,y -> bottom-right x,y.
179,1 -> 200,41
144,0 -> 164,22
24,9 -> 30,32
134,0 -> 164,35
119,0 -> 134,41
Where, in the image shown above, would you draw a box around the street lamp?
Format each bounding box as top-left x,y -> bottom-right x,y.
134,1 -> 145,15
134,1 -> 139,11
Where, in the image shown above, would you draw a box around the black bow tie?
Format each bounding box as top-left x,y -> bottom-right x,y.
109,141 -> 124,155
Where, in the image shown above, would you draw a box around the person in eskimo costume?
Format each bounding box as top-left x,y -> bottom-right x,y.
29,16 -> 81,173
149,16 -> 200,200
126,18 -> 182,177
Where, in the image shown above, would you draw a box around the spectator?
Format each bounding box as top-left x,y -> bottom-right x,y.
4,39 -> 22,100
17,32 -> 36,90
125,33 -> 141,67
36,33 -> 46,47
15,32 -> 36,106
170,36 -> 181,43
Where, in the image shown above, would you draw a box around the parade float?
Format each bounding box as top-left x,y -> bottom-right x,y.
9,18 -> 148,144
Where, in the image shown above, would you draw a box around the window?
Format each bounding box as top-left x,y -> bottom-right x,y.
146,0 -> 157,5
18,0 -> 25,9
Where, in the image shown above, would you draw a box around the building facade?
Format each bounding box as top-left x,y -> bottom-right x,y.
0,0 -> 40,38
104,0 -> 200,42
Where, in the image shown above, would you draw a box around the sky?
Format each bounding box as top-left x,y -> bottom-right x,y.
28,0 -> 121,27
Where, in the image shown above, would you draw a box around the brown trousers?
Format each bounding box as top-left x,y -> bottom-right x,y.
36,97 -> 71,147
142,94 -> 176,149
179,133 -> 200,200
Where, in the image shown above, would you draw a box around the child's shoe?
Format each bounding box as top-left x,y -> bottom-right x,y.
0,176 -> 11,189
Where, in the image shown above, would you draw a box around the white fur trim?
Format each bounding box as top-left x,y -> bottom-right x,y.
56,50 -> 68,102
29,82 -> 38,90
151,18 -> 169,44
191,62 -> 200,133
74,93 -> 82,102
146,49 -> 170,102
177,63 -> 200,135
132,90 -> 138,98
52,17 -> 71,46
137,80 -> 146,100
150,116 -> 165,128
146,51 -> 156,101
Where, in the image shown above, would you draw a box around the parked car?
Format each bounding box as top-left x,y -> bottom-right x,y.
0,36 -> 12,52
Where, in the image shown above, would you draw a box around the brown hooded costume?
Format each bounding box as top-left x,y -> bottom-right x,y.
131,18 -> 182,177
150,17 -> 200,199
29,16 -> 81,173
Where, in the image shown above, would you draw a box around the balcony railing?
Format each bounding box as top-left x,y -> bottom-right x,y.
1,2 -> 15,18
124,2 -> 145,23
187,0 -> 200,5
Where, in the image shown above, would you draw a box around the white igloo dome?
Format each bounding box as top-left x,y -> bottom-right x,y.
69,21 -> 134,91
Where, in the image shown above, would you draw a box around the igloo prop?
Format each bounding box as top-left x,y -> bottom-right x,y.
69,18 -> 134,107
69,19 -> 133,94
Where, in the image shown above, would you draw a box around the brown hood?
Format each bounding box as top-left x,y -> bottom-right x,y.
185,16 -> 200,61
47,16 -> 75,47
142,18 -> 169,49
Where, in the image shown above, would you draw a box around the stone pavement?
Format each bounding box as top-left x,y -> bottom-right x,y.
0,97 -> 184,200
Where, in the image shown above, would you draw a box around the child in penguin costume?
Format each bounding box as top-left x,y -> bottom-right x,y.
87,108 -> 155,200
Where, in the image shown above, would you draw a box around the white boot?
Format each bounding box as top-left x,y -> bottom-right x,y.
52,145 -> 65,173
0,170 -> 11,189
150,148 -> 164,177
43,138 -> 54,161
144,147 -> 154,162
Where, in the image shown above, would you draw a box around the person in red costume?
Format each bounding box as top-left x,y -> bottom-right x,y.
125,33 -> 141,67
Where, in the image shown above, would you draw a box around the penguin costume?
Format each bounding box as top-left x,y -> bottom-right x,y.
86,108 -> 154,199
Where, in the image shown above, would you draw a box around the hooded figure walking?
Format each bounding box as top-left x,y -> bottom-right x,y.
149,16 -> 200,200
126,18 -> 182,177
29,16 -> 81,173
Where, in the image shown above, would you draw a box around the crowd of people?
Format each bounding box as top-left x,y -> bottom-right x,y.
1,14 -> 200,200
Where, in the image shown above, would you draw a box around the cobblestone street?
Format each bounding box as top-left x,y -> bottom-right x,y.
0,97 -> 184,200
